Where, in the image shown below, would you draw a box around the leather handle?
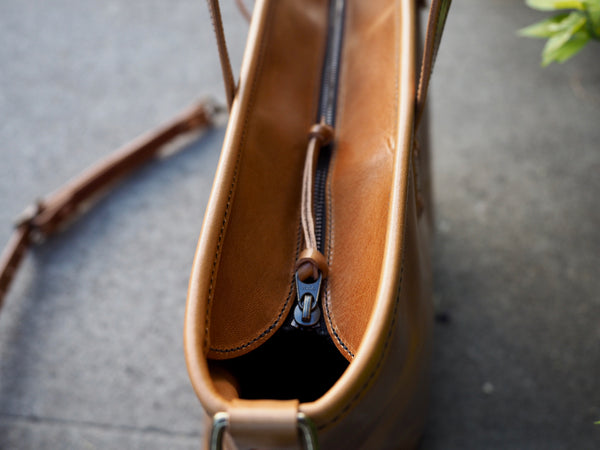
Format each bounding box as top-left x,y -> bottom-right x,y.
207,0 -> 237,109
416,0 -> 452,128
206,0 -> 452,121
206,0 -> 253,110
0,100 -> 223,310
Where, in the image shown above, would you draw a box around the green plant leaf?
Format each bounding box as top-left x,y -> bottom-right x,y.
542,29 -> 591,65
588,0 -> 600,10
521,0 -> 599,66
526,0 -> 587,10
584,0 -> 600,11
538,11 -> 588,53
519,13 -> 572,37
519,11 -> 587,39
585,8 -> 600,38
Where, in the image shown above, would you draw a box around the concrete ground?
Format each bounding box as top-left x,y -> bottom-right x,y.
0,1 -> 598,448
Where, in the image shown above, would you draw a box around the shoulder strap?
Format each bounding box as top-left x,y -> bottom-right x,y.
208,0 -> 452,118
416,0 -> 452,127
207,0 -> 237,109
0,100 -> 223,309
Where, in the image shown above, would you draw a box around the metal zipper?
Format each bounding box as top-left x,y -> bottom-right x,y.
292,0 -> 346,330
319,0 -> 346,127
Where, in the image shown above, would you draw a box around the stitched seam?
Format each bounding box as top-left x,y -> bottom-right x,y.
318,260 -> 405,430
317,0 -> 405,430
320,176 -> 409,431
325,170 -> 354,359
204,1 -> 277,352
209,222 -> 302,353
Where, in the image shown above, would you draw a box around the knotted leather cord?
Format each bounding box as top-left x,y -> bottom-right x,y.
0,100 -> 222,310
297,124 -> 334,281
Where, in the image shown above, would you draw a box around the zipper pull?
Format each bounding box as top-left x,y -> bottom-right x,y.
293,273 -> 322,327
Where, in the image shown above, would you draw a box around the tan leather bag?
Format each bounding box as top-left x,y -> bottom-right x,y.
0,0 -> 450,448
184,0 -> 451,448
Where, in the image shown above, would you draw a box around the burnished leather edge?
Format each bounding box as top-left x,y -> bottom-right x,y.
184,0 -> 273,416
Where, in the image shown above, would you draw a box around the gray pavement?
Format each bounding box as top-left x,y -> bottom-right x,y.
0,1 -> 598,448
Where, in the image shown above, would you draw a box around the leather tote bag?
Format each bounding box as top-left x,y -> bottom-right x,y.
0,0 -> 450,448
184,0 -> 451,448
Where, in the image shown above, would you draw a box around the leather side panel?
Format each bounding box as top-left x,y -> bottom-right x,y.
325,0 -> 398,359
319,171 -> 434,449
207,0 -> 328,358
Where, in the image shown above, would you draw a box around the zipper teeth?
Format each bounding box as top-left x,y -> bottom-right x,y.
290,0 -> 345,331
313,151 -> 330,252
314,0 -> 345,252
319,0 -> 346,126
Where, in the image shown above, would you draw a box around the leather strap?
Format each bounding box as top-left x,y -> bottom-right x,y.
235,0 -> 252,23
207,0 -> 237,109
207,0 -> 452,123
0,227 -> 31,312
416,0 -> 452,127
227,399 -> 300,449
0,100 -> 223,311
